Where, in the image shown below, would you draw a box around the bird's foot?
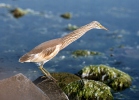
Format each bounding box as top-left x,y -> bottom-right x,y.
39,66 -> 57,82
41,75 -> 47,79
41,75 -> 57,82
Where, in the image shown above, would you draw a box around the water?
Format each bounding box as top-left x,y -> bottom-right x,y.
0,0 -> 139,99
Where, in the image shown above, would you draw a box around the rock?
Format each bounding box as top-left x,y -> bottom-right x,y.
66,24 -> 78,31
64,79 -> 113,100
72,50 -> 101,57
78,64 -> 132,91
0,73 -> 49,100
34,75 -> 69,100
51,72 -> 81,90
10,8 -> 28,18
60,12 -> 72,19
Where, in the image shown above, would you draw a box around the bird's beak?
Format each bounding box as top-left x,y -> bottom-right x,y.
101,25 -> 108,31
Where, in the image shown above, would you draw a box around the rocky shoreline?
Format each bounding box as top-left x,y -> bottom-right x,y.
0,65 -> 132,100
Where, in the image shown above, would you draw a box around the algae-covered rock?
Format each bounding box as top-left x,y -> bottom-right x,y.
67,24 -> 78,31
10,8 -> 28,18
72,50 -> 101,57
108,68 -> 132,91
51,72 -> 81,90
78,65 -> 132,91
60,12 -> 72,19
64,79 -> 113,100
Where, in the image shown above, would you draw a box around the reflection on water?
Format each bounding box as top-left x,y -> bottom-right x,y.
0,0 -> 139,99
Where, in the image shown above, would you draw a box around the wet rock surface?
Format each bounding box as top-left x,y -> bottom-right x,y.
51,72 -> 81,90
10,8 -> 27,18
78,64 -> 132,91
0,71 -> 132,100
0,72 -> 83,100
64,79 -> 113,100
33,72 -> 81,100
60,12 -> 72,19
34,75 -> 69,100
0,73 -> 49,100
72,50 -> 102,57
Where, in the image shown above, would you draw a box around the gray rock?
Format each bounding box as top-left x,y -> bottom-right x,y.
0,73 -> 49,100
34,76 -> 69,100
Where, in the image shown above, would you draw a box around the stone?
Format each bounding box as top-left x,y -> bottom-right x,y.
34,75 -> 69,100
78,64 -> 132,91
10,8 -> 27,18
60,12 -> 72,19
64,79 -> 113,100
72,50 -> 101,57
51,72 -> 81,90
0,73 -> 49,100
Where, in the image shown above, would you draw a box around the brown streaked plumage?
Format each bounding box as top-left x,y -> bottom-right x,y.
19,21 -> 107,81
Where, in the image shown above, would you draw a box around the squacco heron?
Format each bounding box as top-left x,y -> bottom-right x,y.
19,21 -> 107,81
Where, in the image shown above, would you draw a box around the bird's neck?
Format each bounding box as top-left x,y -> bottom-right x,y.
60,21 -> 96,50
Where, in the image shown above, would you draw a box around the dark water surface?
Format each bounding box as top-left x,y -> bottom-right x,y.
0,0 -> 139,99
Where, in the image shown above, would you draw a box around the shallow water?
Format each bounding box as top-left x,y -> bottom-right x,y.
0,0 -> 139,99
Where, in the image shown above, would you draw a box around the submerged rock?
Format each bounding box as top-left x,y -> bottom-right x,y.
72,50 -> 101,57
60,12 -> 72,19
10,8 -> 28,18
64,79 -> 113,100
66,24 -> 78,31
78,64 -> 132,91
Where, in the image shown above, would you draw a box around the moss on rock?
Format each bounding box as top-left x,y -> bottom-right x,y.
78,64 -> 132,91
10,8 -> 28,18
60,12 -> 72,19
66,24 -> 78,31
64,79 -> 113,100
72,50 -> 101,57
51,72 -> 81,90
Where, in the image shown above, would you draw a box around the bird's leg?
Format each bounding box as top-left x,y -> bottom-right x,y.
42,67 -> 57,81
39,65 -> 56,81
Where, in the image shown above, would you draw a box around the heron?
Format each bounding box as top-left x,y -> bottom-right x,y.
19,21 -> 107,81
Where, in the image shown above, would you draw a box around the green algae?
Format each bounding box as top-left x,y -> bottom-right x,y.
64,79 -> 113,100
10,8 -> 28,18
51,72 -> 81,90
78,64 -> 132,91
43,67 -> 131,99
66,24 -> 78,31
60,12 -> 72,19
72,50 -> 101,57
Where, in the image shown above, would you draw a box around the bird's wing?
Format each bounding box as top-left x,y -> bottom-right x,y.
19,38 -> 62,63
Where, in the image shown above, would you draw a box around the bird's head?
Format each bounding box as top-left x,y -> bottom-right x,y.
93,21 -> 108,30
